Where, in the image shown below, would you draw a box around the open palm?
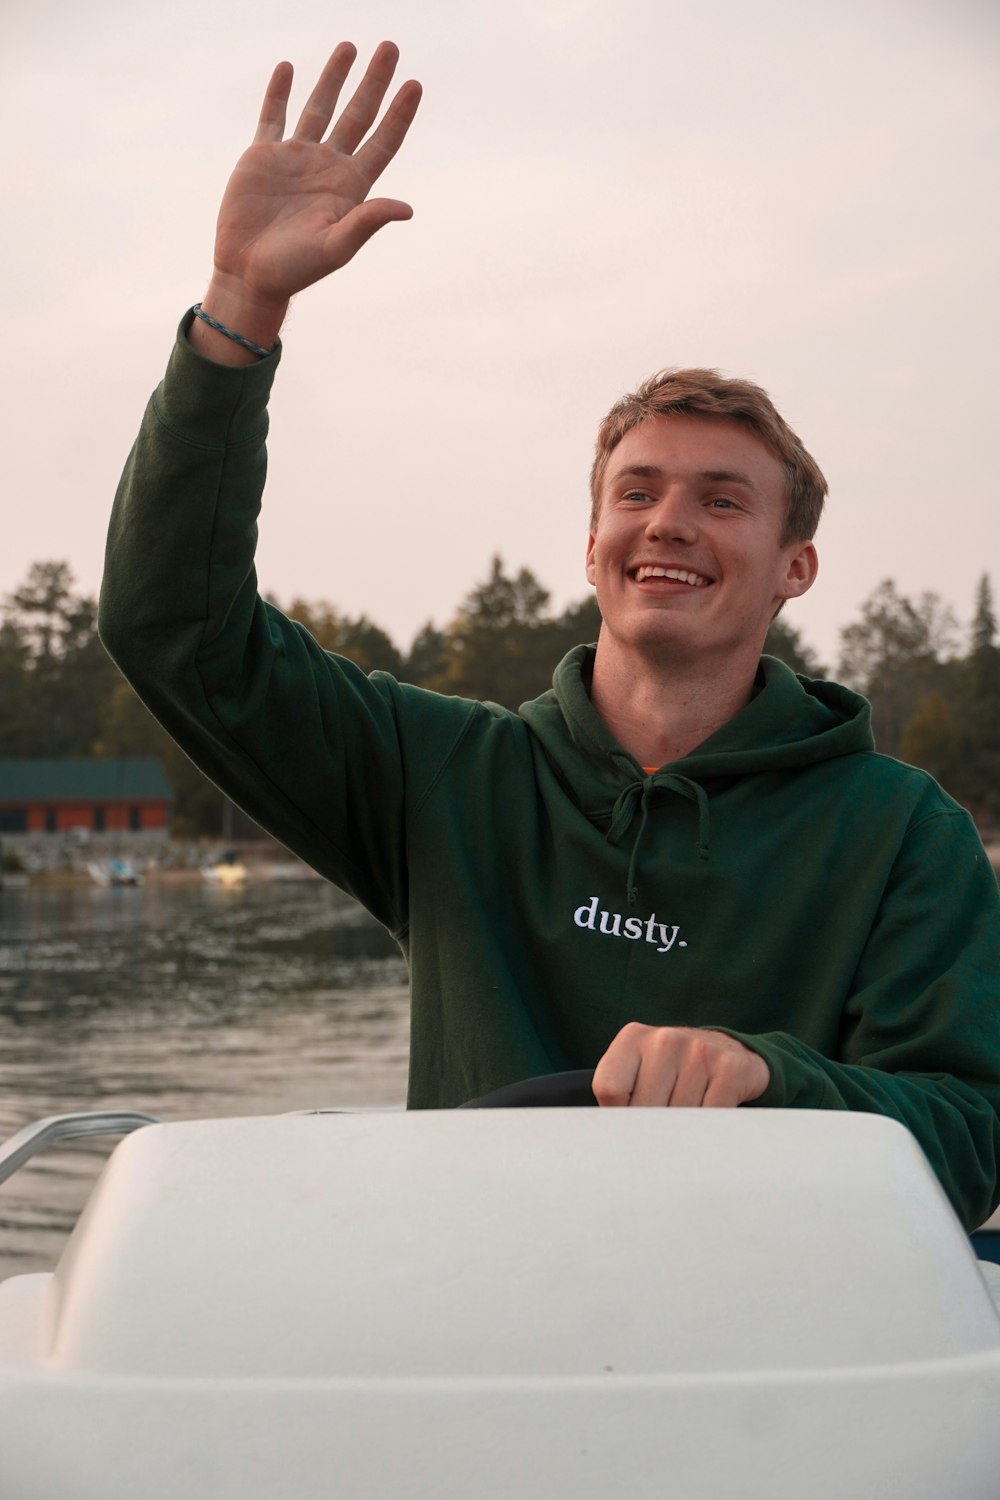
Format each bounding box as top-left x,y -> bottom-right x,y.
212,42 -> 421,307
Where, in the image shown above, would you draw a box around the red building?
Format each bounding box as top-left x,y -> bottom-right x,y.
0,759 -> 174,836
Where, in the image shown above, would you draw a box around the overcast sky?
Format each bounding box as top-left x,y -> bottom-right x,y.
2,0 -> 997,669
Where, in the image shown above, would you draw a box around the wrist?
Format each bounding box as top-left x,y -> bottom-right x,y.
189,276 -> 289,366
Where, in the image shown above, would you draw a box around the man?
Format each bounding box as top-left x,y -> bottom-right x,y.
100,43 -> 1000,1229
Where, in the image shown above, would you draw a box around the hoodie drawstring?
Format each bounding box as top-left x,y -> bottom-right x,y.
606,767 -> 711,905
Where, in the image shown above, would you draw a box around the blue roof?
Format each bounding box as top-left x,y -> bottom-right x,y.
0,759 -> 175,803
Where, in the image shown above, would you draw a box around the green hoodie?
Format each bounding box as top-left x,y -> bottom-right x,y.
100,318 -> 1000,1230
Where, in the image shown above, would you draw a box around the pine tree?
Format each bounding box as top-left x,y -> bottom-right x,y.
958,575 -> 1000,821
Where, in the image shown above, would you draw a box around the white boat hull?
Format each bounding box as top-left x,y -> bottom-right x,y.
0,1110 -> 998,1498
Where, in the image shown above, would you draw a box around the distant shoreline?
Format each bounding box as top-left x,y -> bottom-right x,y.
5,844 -> 1000,890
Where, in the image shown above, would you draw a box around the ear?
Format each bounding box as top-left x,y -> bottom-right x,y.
585,531 -> 597,587
778,541 -> 818,601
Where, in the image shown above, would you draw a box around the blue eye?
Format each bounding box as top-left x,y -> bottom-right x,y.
710,496 -> 738,509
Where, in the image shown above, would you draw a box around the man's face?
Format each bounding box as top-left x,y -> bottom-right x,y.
585,414 -> 817,666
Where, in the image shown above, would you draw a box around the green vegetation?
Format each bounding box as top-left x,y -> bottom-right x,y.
1,561 -> 996,831
835,576 -> 1000,823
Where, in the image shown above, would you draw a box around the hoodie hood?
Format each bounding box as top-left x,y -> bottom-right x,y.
519,646 -> 874,899
520,645 -> 873,801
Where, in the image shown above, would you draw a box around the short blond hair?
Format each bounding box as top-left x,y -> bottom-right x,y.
590,367 -> 827,543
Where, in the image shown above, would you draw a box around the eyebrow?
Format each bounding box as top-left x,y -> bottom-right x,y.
611,463 -> 762,495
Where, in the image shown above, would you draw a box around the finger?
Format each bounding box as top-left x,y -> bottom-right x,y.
253,61 -> 294,144
354,79 -> 423,188
291,42 -> 359,143
665,1054 -> 712,1107
701,1067 -> 743,1107
629,1044 -> 680,1106
702,1045 -> 770,1106
327,40 -> 403,156
592,1031 -> 642,1107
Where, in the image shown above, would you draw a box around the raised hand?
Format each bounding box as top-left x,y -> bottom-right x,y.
194,42 -> 421,359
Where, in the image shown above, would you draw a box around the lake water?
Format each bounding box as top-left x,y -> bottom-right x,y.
0,880 -> 410,1278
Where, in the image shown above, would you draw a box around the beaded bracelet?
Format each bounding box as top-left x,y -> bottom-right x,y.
192,303 -> 274,358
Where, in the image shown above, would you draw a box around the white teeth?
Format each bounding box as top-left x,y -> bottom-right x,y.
634,566 -> 709,587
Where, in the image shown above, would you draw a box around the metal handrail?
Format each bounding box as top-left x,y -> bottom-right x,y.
0,1111 -> 161,1187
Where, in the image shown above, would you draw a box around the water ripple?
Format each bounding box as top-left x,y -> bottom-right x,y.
0,880 -> 411,1275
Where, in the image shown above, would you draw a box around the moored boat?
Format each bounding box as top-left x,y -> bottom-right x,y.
86,856 -> 143,887
200,858 -> 248,887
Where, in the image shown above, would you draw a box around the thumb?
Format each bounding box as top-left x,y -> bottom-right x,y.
322,199 -> 415,270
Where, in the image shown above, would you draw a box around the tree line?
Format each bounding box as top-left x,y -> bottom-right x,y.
1,560 -> 997,833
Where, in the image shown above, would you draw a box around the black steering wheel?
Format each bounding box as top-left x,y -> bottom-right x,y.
460,1069 -> 597,1108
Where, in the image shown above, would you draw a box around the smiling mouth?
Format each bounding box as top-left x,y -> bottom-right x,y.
631,565 -> 711,587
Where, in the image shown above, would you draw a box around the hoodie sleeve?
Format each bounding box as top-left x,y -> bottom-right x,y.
719,804 -> 1000,1232
99,317 -> 424,932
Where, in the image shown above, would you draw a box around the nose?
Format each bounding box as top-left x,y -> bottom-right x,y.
643,489 -> 698,545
